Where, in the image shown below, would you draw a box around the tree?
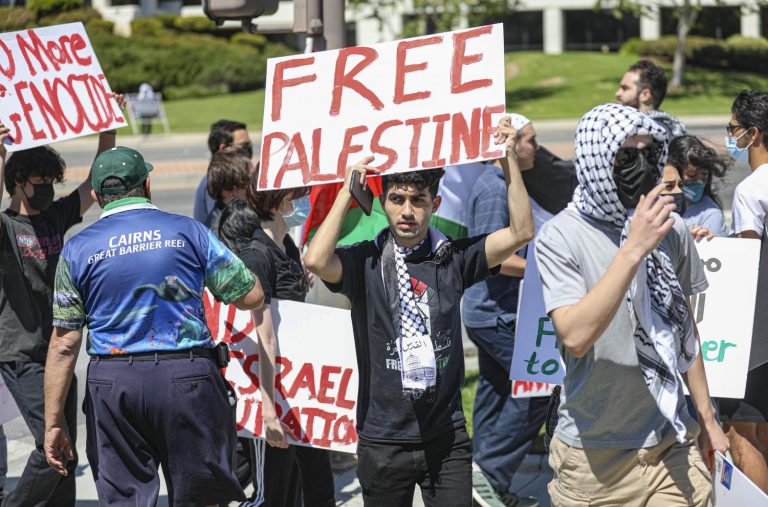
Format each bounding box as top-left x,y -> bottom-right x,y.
599,0 -> 768,88
348,0 -> 519,39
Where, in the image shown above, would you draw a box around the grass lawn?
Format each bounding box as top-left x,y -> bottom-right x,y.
141,51 -> 768,133
505,51 -> 768,120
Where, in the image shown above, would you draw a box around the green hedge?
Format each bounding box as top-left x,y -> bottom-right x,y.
28,0 -> 83,18
0,8 -> 35,31
89,30 -> 294,99
623,35 -> 768,74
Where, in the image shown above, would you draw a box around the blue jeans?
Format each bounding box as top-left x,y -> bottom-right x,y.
466,320 -> 548,494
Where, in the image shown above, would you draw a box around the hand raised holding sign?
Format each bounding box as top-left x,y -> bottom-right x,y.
493,115 -> 518,154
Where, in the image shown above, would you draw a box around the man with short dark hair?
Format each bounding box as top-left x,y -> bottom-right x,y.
304,116 -> 534,506
205,149 -> 251,235
616,60 -> 686,139
724,89 -> 768,493
193,119 -> 253,223
43,146 -> 265,505
0,99 -> 123,506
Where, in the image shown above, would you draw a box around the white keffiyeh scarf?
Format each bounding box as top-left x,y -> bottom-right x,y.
568,103 -> 698,443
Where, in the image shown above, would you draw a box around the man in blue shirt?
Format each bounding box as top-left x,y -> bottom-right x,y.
193,119 -> 253,223
42,147 -> 264,505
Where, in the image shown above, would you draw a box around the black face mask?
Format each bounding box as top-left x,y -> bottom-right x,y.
613,151 -> 658,209
670,192 -> 686,215
24,183 -> 55,212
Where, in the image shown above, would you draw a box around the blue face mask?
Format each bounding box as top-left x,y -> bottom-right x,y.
281,195 -> 311,228
725,128 -> 754,162
682,180 -> 706,203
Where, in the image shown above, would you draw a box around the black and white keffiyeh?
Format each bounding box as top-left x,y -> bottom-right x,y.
569,103 -> 698,443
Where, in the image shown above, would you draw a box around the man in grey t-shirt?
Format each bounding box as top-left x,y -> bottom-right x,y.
535,104 -> 728,506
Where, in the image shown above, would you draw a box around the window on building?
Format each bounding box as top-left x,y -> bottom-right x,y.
661,6 -> 740,40
564,9 -> 640,51
474,10 -> 543,51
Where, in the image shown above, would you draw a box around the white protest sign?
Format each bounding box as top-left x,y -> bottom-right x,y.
259,24 -> 506,190
204,292 -> 359,453
509,237 -> 759,399
509,253 -> 565,385
511,380 -> 556,399
691,238 -> 759,398
713,452 -> 768,506
0,22 -> 125,151
0,376 -> 20,425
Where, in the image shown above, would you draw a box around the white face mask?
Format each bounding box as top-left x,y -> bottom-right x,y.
725,128 -> 755,162
279,195 -> 311,228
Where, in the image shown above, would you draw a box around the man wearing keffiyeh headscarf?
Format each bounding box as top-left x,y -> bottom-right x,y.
535,103 -> 729,507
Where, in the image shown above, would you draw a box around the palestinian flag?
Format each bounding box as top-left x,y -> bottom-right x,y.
302,162 -> 489,246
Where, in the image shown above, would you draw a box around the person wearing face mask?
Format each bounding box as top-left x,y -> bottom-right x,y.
660,135 -> 731,238
0,95 -> 126,507
223,171 -> 334,507
722,89 -> 768,494
536,104 -> 728,506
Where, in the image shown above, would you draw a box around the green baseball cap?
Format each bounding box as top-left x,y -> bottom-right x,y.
92,146 -> 154,195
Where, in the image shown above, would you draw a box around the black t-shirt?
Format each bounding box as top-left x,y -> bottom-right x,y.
0,192 -> 82,362
325,230 -> 497,444
238,228 -> 308,304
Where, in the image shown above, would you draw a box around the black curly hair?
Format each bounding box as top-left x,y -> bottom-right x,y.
381,168 -> 445,199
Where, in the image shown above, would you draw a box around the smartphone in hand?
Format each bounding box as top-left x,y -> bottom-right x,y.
349,171 -> 373,216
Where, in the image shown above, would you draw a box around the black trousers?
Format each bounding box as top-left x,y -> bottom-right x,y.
356,427 -> 472,507
0,361 -> 78,507
247,439 -> 335,507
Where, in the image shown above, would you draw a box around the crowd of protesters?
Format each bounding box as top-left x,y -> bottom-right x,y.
0,56 -> 762,507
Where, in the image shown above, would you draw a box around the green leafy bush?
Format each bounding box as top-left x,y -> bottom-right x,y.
130,17 -> 166,37
38,7 -> 101,26
28,0 -> 83,18
231,31 -> 268,50
171,16 -> 218,34
85,18 -> 114,35
623,35 -> 768,74
0,8 -> 36,31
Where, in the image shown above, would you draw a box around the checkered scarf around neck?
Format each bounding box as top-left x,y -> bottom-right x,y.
393,235 -> 437,399
568,103 -> 698,443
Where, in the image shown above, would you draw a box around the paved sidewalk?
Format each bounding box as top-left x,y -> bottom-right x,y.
2,422 -> 551,506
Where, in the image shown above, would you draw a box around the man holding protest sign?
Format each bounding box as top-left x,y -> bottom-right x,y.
461,113 -> 545,507
536,103 -> 728,506
43,146 -> 264,505
304,115 -> 533,506
0,93 -> 123,507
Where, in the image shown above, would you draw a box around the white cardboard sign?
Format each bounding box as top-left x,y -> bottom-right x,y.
692,238 -> 759,398
258,24 -> 507,190
510,238 -> 759,399
713,452 -> 768,506
0,22 -> 125,151
509,253 -> 566,385
204,293 -> 359,453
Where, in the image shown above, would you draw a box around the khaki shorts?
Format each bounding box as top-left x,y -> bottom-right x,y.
548,431 -> 712,507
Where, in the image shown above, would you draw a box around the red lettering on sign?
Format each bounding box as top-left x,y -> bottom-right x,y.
309,128 -> 334,182
0,40 -> 14,80
287,362 -> 318,400
258,132 -> 289,189
393,36 -> 442,104
317,365 -> 341,405
271,57 -> 317,122
237,398 -> 255,431
336,125 -> 368,178
8,113 -> 22,144
240,353 -> 260,395
303,407 -> 336,448
333,415 -> 357,445
330,47 -> 383,116
274,355 -> 294,398
283,407 -> 307,442
336,368 -> 355,409
68,33 -> 91,66
273,133 -> 311,188
450,26 -> 493,94
450,107 -> 482,164
481,104 -> 505,159
14,82 -> 45,140
405,117 -> 430,168
47,76 -> 85,134
422,113 -> 450,168
371,119 -> 402,172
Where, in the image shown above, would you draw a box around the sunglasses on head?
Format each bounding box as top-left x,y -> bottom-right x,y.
615,142 -> 664,166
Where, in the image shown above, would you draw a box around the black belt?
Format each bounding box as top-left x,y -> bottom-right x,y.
91,347 -> 214,362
